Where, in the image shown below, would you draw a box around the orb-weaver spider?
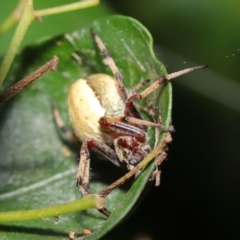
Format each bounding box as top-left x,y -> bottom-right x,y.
52,29 -> 207,216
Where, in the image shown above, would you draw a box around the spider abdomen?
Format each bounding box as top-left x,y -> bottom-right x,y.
68,73 -> 125,143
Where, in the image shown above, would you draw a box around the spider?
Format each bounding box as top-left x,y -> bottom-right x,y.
52,29 -> 207,216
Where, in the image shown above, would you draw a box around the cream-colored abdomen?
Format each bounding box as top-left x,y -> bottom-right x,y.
68,74 -> 125,143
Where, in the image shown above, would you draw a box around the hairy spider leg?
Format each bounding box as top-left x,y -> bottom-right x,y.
127,65 -> 208,103
91,29 -> 127,100
91,29 -> 142,120
99,116 -> 174,132
77,138 -> 121,217
51,100 -> 79,143
77,139 -> 121,193
128,79 -> 151,98
78,139 -> 111,217
98,117 -> 146,141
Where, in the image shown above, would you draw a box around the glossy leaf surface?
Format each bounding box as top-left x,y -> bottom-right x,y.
0,15 -> 172,239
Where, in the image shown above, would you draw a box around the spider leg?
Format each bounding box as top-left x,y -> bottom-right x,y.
126,65 -> 208,103
76,140 -> 90,195
51,100 -> 79,143
151,150 -> 168,186
99,116 -> 174,132
124,116 -> 174,132
91,29 -> 127,101
99,117 -> 146,140
76,138 -> 121,217
150,169 -> 161,186
91,29 -> 142,120
76,138 -> 122,189
128,79 -> 151,98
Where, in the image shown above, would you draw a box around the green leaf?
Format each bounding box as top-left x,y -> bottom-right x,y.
0,15 -> 172,239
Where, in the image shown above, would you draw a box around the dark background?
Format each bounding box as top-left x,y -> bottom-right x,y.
108,2 -> 240,239
0,1 -> 240,239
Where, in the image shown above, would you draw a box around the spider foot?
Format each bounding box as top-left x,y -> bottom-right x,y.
98,207 -> 111,218
150,169 -> 162,187
154,123 -> 175,133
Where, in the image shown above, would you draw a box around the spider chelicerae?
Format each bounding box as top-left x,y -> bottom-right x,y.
52,29 -> 207,216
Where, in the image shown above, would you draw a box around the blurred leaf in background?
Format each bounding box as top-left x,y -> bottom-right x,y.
0,0 -> 113,54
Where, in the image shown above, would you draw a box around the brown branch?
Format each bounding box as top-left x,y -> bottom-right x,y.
0,55 -> 59,104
